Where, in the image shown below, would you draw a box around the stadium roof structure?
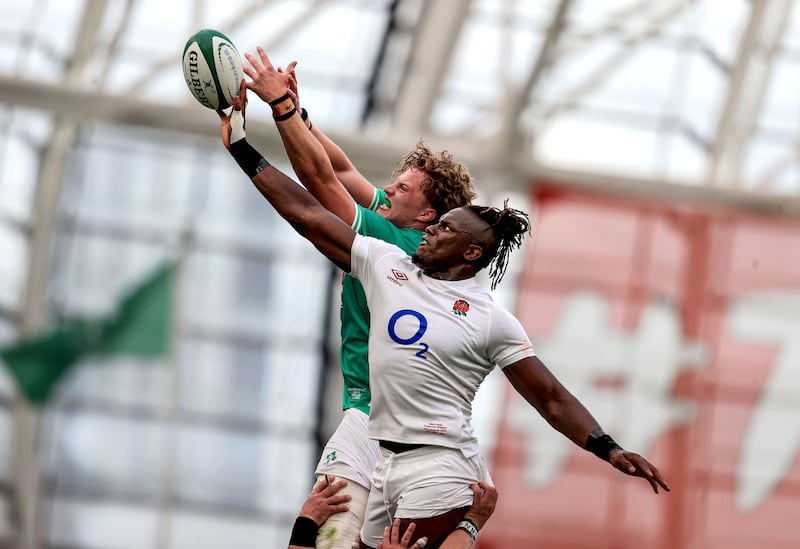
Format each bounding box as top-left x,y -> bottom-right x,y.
2,0 -> 800,211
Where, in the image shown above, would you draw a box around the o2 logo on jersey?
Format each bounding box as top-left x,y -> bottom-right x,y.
388,309 -> 429,359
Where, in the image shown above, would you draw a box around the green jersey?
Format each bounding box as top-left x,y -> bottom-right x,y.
341,192 -> 423,413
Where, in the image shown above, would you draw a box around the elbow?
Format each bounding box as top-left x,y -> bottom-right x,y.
539,389 -> 569,427
296,167 -> 332,194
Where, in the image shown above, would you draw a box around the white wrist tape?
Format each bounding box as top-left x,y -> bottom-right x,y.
230,108 -> 246,144
456,519 -> 478,540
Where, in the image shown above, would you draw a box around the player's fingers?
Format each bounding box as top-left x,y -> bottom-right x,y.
244,52 -> 261,71
630,454 -> 660,480
326,494 -> 352,505
641,461 -> 670,492
256,46 -> 273,69
616,453 -> 637,474
400,522 -> 416,545
390,518 -> 402,542
321,479 -> 348,495
242,64 -> 256,80
653,469 -> 671,492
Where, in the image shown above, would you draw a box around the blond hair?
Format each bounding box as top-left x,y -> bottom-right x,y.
392,139 -> 477,221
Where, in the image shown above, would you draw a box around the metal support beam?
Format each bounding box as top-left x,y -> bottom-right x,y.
706,0 -> 793,189
11,2 -> 109,547
538,1 -> 689,122
498,0 -> 573,155
391,0 -> 471,133
125,0 -> 333,96
0,74 -> 459,178
2,74 -> 799,218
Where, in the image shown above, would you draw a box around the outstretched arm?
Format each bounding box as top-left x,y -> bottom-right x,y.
285,62 -> 378,208
290,75 -> 379,209
243,48 -> 368,225
502,356 -> 671,494
219,82 -> 355,272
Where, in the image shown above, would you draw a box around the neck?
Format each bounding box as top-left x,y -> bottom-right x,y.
423,266 -> 476,282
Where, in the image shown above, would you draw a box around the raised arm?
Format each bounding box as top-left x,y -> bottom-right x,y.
285,61 -> 380,208
309,124 -> 379,208
243,49 -> 370,225
286,62 -> 377,205
219,83 -> 355,272
502,356 -> 670,494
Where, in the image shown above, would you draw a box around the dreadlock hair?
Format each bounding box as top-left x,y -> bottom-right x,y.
467,200 -> 531,290
392,139 -> 477,220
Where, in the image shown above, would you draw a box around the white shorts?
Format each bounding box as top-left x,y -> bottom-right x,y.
315,408 -> 381,490
359,445 -> 492,547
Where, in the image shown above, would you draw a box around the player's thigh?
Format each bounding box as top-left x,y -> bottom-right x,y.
314,475 -> 370,549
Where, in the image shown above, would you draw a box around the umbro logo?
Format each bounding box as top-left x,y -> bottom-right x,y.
387,269 -> 408,286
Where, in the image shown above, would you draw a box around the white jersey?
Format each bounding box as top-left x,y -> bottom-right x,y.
350,235 -> 536,457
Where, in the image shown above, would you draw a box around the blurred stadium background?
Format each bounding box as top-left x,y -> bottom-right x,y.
1,0 -> 799,548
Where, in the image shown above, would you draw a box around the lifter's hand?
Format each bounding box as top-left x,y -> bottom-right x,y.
283,60 -> 300,110
243,46 -> 294,104
463,482 -> 498,530
298,475 -> 352,526
217,80 -> 248,149
609,449 -> 671,494
377,520 -> 427,549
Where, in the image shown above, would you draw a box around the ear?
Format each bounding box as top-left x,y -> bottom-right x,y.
417,208 -> 437,224
463,243 -> 484,262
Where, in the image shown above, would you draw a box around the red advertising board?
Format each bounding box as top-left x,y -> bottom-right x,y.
480,184 -> 800,549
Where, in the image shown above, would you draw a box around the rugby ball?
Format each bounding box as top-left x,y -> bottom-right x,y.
182,29 -> 243,110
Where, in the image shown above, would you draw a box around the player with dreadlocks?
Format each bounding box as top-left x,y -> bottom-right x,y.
218,90 -> 670,549
464,202 -> 530,290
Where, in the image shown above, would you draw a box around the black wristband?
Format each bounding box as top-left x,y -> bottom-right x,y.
585,428 -> 623,462
300,108 -> 313,130
274,107 -> 297,122
229,139 -> 270,179
288,516 -> 317,547
268,92 -> 291,106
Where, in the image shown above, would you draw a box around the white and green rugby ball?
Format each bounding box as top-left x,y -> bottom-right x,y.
182,29 -> 243,110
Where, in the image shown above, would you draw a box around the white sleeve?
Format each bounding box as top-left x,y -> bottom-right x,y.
487,306 -> 536,368
350,234 -> 372,284
349,234 -> 398,294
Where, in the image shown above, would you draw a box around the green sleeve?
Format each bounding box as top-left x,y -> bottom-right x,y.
366,187 -> 390,211
352,205 -> 423,254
